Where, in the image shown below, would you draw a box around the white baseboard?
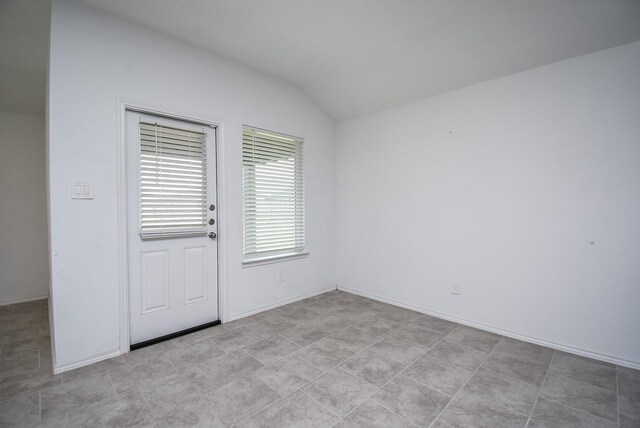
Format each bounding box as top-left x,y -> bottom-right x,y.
53,349 -> 122,375
226,286 -> 337,322
0,295 -> 48,307
338,285 -> 640,370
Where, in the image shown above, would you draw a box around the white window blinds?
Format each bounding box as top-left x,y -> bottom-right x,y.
243,127 -> 305,261
139,121 -> 207,239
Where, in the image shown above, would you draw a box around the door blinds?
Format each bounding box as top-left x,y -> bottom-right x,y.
139,121 -> 207,239
242,127 -> 304,260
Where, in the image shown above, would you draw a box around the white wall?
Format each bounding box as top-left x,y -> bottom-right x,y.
336,42 -> 640,367
48,0 -> 336,369
0,111 -> 49,305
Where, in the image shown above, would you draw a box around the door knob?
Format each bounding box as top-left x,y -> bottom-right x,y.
208,232 -> 217,239
208,218 -> 215,225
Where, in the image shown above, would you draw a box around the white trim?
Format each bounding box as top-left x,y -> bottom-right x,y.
226,286 -> 336,322
115,98 -> 228,350
242,252 -> 309,268
0,295 -> 48,307
338,285 -> 640,370
53,349 -> 122,375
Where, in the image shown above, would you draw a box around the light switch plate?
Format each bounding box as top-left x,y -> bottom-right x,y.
71,181 -> 94,199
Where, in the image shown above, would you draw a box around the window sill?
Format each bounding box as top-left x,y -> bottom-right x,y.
242,252 -> 309,268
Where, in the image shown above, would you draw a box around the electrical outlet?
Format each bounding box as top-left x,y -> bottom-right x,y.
451,280 -> 461,295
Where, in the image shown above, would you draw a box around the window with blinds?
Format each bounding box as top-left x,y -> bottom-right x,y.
242,126 -> 305,261
139,121 -> 208,239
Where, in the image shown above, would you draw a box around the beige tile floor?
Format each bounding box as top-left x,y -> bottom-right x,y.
0,291 -> 638,427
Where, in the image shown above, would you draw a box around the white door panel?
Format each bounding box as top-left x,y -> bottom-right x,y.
126,111 -> 219,345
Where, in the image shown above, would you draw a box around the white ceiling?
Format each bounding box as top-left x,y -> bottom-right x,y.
0,0 -> 50,116
3,1 -> 640,120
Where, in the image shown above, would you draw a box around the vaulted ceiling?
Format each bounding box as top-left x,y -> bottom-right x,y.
3,0 -> 640,120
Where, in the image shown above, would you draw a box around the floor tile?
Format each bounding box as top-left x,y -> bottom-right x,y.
108,356 -> 176,393
463,367 -> 539,415
40,371 -> 116,421
394,324 -> 445,348
334,399 -> 415,428
212,326 -> 264,351
325,326 -> 382,352
618,366 -> 640,420
295,338 -> 355,371
280,322 -> 330,347
371,374 -> 450,427
248,315 -> 298,337
438,390 -> 528,428
254,354 -> 321,396
494,337 -> 554,365
302,367 -> 378,417
431,420 -> 455,428
540,372 -> 617,422
0,392 -> 40,427
243,390 -> 339,428
139,366 -> 209,417
279,307 -> 322,323
356,318 -> 404,337
619,413 -> 640,428
376,306 -> 422,324
403,355 -> 473,396
243,335 -> 300,365
0,350 -> 39,377
482,348 -> 550,386
198,349 -> 263,388
203,375 -> 280,425
340,348 -> 405,387
168,338 -> 226,370
1,335 -> 50,357
333,306 -> 379,323
310,313 -> 356,334
0,366 -> 62,403
445,326 -> 501,353
0,326 -> 39,341
307,299 -> 348,315
428,339 -> 488,371
528,398 -> 617,428
410,314 -> 458,335
151,404 -> 225,427
62,356 -> 126,383
40,388 -> 155,427
547,351 -> 616,391
369,335 -> 426,366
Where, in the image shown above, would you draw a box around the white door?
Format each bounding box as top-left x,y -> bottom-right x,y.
126,110 -> 218,345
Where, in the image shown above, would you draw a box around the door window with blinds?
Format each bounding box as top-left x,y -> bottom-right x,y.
138,120 -> 208,239
242,126 -> 305,262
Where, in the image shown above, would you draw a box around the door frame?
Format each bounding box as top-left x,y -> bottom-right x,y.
115,99 -> 229,354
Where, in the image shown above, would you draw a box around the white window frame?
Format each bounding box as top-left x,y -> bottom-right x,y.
242,126 -> 307,265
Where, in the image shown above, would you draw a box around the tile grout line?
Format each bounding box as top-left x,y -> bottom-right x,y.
426,335 -> 503,427
230,301 -> 409,425
539,396 -> 622,426
524,349 -> 555,427
344,329 -> 454,427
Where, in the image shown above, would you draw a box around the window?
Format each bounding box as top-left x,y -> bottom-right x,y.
139,120 -> 208,239
242,126 -> 305,262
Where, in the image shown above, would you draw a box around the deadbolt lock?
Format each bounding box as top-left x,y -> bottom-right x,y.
209,204 -> 215,211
